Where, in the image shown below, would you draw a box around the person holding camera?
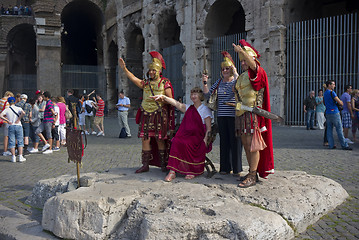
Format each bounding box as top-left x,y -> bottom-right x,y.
323,80 -> 352,150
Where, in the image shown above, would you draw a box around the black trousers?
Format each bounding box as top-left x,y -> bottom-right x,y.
217,116 -> 243,174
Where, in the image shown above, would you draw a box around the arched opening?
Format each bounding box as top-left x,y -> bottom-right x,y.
287,0 -> 359,23
125,27 -> 144,116
204,0 -> 245,38
204,0 -> 246,86
61,0 -> 104,97
157,9 -> 184,99
61,0 -> 103,65
6,23 -> 36,96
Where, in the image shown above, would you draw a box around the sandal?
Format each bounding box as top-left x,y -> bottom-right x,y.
237,171 -> 259,182
165,171 -> 176,182
238,171 -> 257,188
185,175 -> 195,180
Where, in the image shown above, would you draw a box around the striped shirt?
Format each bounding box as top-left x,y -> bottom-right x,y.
0,97 -> 9,113
96,99 -> 105,117
205,78 -> 236,117
43,100 -> 54,123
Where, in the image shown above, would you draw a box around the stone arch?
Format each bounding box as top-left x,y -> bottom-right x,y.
125,26 -> 144,116
60,0 -> 104,65
287,0 -> 359,23
6,23 -> 37,95
7,23 -> 37,74
204,0 -> 245,39
156,8 -> 181,50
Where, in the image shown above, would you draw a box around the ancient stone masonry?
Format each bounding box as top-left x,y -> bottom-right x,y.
26,168 -> 349,240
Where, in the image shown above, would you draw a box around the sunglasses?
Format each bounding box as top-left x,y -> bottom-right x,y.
222,67 -> 230,71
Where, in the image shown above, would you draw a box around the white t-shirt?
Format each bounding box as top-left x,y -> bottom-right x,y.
54,105 -> 60,126
83,100 -> 95,116
1,105 -> 23,126
185,104 -> 213,124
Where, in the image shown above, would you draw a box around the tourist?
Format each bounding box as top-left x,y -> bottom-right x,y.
116,90 -> 131,138
1,91 -> 14,156
315,89 -> 326,129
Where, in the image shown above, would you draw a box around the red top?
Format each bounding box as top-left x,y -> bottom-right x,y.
248,65 -> 274,179
96,99 -> 105,117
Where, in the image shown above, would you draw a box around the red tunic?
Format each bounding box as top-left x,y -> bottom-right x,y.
248,66 -> 274,179
167,105 -> 211,175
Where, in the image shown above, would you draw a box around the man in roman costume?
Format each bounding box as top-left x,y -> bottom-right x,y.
232,40 -> 274,188
119,51 -> 175,173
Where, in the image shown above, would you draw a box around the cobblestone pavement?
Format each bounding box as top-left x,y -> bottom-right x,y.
0,117 -> 358,239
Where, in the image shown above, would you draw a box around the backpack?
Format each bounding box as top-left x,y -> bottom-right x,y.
119,127 -> 127,138
85,102 -> 93,113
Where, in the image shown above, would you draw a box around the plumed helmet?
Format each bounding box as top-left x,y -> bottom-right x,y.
221,51 -> 235,69
148,51 -> 166,72
238,39 -> 261,62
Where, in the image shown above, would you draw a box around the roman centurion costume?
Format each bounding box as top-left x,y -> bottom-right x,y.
235,39 -> 274,179
135,51 -> 175,173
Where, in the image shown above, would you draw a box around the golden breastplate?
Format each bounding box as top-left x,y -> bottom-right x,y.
235,72 -> 258,116
141,79 -> 166,113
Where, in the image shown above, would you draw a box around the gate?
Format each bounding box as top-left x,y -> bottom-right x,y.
210,32 -> 247,84
62,65 -> 106,97
162,43 -> 184,99
286,13 -> 359,125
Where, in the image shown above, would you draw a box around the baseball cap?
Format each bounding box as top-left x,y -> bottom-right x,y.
8,97 -> 15,104
35,90 -> 42,95
20,94 -> 28,99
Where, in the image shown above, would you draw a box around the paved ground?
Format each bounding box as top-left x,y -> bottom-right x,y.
0,117 -> 358,239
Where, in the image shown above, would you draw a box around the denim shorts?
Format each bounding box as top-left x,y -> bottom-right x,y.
22,122 -> 30,137
30,125 -> 40,143
35,121 -> 53,139
8,125 -> 24,148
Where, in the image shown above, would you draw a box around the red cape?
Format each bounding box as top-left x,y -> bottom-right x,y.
248,66 -> 274,178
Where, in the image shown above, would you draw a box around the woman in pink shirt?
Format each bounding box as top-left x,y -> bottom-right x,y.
56,96 -> 67,146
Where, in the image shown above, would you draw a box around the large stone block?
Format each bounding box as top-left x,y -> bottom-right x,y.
38,168 -> 348,240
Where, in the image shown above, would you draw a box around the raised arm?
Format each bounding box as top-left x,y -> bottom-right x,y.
150,95 -> 186,113
232,43 -> 257,71
119,58 -> 144,89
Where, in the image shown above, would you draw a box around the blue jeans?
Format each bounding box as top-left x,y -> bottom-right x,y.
306,109 -> 315,129
8,125 -> 24,149
326,113 -> 348,149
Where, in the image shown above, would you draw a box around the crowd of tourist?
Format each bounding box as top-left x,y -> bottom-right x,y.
1,4 -> 32,16
0,89 -> 106,163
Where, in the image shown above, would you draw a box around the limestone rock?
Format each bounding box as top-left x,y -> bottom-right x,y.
38,168 -> 348,240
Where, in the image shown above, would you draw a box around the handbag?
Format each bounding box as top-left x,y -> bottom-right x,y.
0,100 -> 8,127
65,106 -> 73,120
206,79 -> 221,111
250,118 -> 267,152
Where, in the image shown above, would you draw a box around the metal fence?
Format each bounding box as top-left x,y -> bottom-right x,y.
286,13 -> 359,125
7,74 -> 37,98
62,65 -> 106,97
162,43 -> 184,99
209,32 -> 247,84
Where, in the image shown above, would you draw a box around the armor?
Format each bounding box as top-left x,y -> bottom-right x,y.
141,78 -> 167,112
235,72 -> 259,116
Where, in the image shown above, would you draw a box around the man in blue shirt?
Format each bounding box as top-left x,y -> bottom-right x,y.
323,80 -> 352,150
116,90 -> 131,138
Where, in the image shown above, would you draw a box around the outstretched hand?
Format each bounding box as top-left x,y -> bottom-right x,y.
119,58 -> 126,70
232,43 -> 244,53
149,95 -> 165,102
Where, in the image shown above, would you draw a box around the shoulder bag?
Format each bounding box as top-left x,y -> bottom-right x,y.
206,79 -> 221,111
65,105 -> 73,120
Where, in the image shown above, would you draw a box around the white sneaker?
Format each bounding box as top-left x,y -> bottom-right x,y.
42,143 -> 50,151
43,149 -> 53,154
3,151 -> 12,156
345,138 -> 354,144
18,155 -> 26,162
85,131 -> 89,135
11,155 -> 16,163
29,148 -> 39,153
91,131 -> 97,135
97,131 -> 103,136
